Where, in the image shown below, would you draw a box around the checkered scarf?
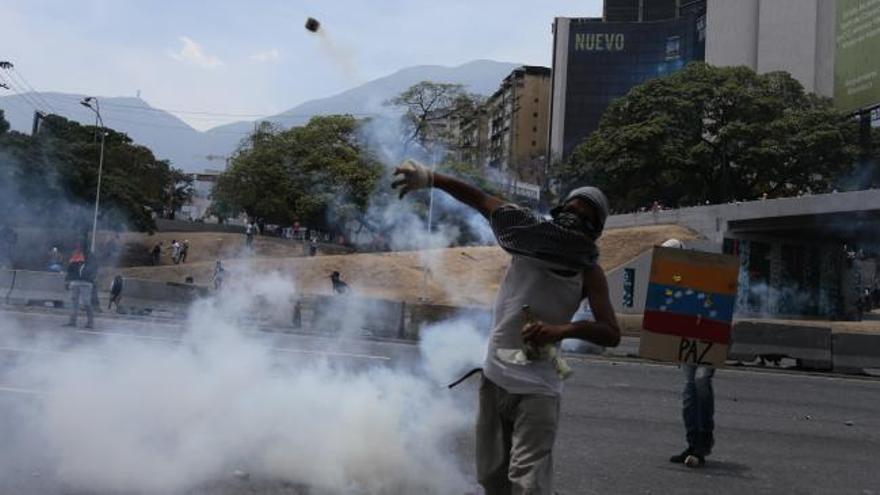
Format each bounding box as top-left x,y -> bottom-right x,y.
490,204 -> 599,269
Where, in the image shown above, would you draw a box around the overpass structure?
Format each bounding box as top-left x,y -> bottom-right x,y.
605,189 -> 880,244
605,189 -> 880,321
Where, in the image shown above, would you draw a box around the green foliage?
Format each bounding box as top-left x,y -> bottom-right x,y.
0,114 -> 188,231
212,115 -> 382,230
556,63 -> 860,211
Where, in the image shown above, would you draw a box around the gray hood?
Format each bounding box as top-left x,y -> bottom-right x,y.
551,186 -> 610,235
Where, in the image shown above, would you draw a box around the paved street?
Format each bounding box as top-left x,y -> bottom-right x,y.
1,307 -> 878,494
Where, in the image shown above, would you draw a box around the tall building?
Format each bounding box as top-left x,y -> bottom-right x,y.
706,0 -> 836,99
455,105 -> 489,168
604,0 -> 680,22
548,1 -> 707,160
485,65 -> 552,188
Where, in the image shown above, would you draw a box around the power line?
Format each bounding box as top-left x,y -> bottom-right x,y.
6,66 -> 59,114
35,93 -> 382,134
102,114 -> 254,135
96,100 -> 378,119
0,71 -> 46,114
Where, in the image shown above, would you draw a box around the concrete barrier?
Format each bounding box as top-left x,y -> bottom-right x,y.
832,333 -> 880,373
0,269 -> 15,304
155,219 -> 245,234
310,294 -> 405,338
729,321 -> 832,370
6,270 -> 68,307
407,303 -> 492,340
118,278 -> 209,316
606,250 -> 653,314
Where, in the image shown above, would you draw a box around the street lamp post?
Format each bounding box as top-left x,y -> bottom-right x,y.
80,97 -> 105,253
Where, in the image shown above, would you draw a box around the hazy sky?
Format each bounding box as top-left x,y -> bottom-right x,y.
0,0 -> 602,130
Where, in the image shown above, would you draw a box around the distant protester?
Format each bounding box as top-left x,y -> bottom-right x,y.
64,247 -> 97,329
330,271 -> 349,294
171,239 -> 182,264
151,241 -> 163,266
212,260 -> 225,290
179,240 -> 189,263
48,246 -> 64,272
108,274 -> 124,311
246,222 -> 256,248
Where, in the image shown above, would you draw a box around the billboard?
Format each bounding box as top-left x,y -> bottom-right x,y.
639,247 -> 739,367
555,16 -> 705,157
835,0 -> 880,112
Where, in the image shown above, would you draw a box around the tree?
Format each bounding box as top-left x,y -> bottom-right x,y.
0,114 -> 188,232
387,81 -> 482,157
212,122 -> 293,224
0,110 -> 9,135
212,115 -> 383,231
555,63 -> 860,211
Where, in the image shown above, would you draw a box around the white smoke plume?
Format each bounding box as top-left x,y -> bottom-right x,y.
0,272 -> 486,494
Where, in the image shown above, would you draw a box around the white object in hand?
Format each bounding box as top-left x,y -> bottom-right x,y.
496,347 -> 574,381
393,159 -> 434,198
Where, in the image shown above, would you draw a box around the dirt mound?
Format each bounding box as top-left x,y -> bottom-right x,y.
113,232 -> 315,266
116,225 -> 697,307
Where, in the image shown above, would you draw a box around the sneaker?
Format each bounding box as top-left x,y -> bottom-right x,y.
684,454 -> 705,468
62,321 -> 76,328
669,448 -> 693,463
84,323 -> 94,329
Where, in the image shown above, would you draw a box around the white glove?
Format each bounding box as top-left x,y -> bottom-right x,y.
392,159 -> 434,199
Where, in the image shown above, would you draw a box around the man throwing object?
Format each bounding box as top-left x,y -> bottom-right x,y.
393,159 -> 621,494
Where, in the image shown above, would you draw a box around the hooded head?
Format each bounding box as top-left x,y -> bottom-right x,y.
69,248 -> 85,264
550,186 -> 610,239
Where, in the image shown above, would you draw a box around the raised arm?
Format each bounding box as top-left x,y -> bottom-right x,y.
570,265 -> 621,347
392,159 -> 505,219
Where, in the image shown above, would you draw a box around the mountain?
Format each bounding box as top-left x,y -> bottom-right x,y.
0,92 -> 216,170
0,60 -> 522,172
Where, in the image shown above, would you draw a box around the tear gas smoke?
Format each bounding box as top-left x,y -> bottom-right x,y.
0,272 -> 488,494
309,22 -> 360,84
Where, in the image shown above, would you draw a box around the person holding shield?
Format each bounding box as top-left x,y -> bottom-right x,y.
661,238 -> 716,468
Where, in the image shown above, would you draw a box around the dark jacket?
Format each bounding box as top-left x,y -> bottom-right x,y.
66,258 -> 97,283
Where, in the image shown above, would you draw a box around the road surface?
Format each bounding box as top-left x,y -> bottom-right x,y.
1,307 -> 878,494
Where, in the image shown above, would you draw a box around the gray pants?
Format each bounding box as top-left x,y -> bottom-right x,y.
477,376 -> 560,495
68,281 -> 94,326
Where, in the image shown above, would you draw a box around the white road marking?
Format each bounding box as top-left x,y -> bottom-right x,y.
580,356 -> 880,384
75,330 -> 391,361
0,345 -> 103,359
0,384 -> 43,395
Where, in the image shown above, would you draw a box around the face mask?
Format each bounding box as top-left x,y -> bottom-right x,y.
552,211 -> 599,239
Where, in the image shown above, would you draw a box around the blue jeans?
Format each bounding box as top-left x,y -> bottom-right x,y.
682,365 -> 715,456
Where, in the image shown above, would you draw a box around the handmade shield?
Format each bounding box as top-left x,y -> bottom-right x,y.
639,246 -> 739,367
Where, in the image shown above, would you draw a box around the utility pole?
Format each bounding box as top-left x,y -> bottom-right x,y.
858,109 -> 876,187
31,111 -> 45,135
80,97 -> 105,253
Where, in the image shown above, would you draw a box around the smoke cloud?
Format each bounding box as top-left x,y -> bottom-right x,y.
0,272 -> 487,494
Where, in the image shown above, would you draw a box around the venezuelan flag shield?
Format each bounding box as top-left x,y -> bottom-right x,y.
639,246 -> 740,367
